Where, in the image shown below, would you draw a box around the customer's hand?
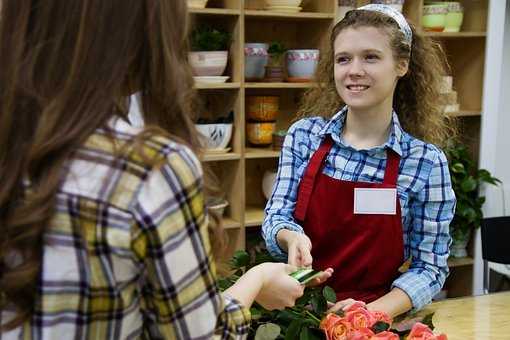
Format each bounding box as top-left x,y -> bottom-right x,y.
254,262 -> 304,310
277,229 -> 313,267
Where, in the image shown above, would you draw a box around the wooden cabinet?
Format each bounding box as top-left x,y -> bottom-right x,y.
189,0 -> 489,298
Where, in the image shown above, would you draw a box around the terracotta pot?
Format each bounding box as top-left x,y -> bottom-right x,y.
247,122 -> 276,146
246,96 -> 279,121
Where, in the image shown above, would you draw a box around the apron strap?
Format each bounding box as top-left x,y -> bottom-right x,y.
294,136 -> 334,222
383,149 -> 400,186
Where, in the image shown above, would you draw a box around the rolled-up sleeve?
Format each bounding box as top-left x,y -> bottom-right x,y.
392,149 -> 455,310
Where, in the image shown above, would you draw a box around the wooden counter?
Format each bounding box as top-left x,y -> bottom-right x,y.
418,292 -> 510,339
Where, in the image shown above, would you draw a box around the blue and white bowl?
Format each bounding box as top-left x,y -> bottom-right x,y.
195,123 -> 233,150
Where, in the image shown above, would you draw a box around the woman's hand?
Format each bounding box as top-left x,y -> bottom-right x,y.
306,267 -> 334,287
277,229 -> 313,267
327,298 -> 366,314
253,263 -> 305,310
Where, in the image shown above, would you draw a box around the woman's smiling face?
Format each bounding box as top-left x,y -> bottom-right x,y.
333,26 -> 408,113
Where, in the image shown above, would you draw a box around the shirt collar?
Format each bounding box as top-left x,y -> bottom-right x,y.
318,106 -> 404,156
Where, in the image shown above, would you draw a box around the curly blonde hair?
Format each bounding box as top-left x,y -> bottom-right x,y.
297,10 -> 457,146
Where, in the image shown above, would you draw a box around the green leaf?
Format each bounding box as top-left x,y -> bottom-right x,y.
421,313 -> 435,331
461,177 -> 477,192
285,319 -> 302,340
299,326 -> 314,340
450,162 -> 465,174
311,293 -> 327,315
322,286 -> 336,303
372,321 -> 390,333
255,323 -> 281,340
230,250 -> 250,269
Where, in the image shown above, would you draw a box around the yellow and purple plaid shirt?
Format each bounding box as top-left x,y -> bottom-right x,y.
1,118 -> 250,339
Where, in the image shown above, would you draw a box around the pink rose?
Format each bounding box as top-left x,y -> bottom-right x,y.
372,310 -> 393,326
348,327 -> 375,340
369,331 -> 399,340
345,308 -> 377,329
407,322 -> 448,340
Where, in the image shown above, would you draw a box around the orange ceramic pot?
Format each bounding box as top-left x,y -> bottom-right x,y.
247,122 -> 276,145
246,96 -> 279,121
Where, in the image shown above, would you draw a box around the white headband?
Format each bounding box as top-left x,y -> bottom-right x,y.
357,4 -> 412,46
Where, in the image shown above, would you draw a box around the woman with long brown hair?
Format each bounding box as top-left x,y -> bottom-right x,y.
263,4 -> 456,317
0,1 -> 309,338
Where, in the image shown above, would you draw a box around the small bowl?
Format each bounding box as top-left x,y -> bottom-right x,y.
286,49 -> 319,82
246,96 -> 280,121
187,0 -> 208,9
189,51 -> 228,77
422,4 -> 448,32
207,197 -> 229,217
265,0 -> 302,7
247,122 -> 276,146
195,123 -> 233,150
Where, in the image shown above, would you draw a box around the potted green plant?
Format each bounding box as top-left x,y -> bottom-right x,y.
445,141 -> 500,257
189,24 -> 231,79
264,41 -> 286,82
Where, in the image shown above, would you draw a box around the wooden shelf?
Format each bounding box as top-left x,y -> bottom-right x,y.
188,8 -> 241,16
201,152 -> 241,162
245,206 -> 265,227
223,217 -> 242,229
244,10 -> 334,20
245,82 -> 317,89
245,147 -> 280,159
424,31 -> 486,38
448,110 -> 481,117
194,82 -> 241,90
448,257 -> 474,268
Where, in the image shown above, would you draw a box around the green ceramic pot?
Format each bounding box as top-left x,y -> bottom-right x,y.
422,4 -> 448,32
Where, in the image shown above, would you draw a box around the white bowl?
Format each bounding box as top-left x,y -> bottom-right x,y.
195,123 -> 233,150
265,0 -> 302,7
207,197 -> 229,217
189,51 -> 228,76
187,0 -> 208,9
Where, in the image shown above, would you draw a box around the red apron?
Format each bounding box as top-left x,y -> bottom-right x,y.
294,136 -> 404,302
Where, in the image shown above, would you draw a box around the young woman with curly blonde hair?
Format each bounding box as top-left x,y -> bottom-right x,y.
263,4 -> 457,318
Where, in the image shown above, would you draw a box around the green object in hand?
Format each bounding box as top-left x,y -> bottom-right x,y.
289,268 -> 322,285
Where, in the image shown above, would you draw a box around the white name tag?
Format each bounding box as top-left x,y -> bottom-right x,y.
354,188 -> 397,215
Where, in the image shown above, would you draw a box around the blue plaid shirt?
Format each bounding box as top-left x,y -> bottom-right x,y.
262,107 -> 455,311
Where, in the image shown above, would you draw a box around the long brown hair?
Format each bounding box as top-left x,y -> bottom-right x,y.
0,0 -> 206,329
298,10 -> 457,146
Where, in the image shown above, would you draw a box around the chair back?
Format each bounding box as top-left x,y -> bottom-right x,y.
481,216 -> 510,264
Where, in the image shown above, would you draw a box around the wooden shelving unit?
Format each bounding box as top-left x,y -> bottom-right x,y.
191,0 -> 488,297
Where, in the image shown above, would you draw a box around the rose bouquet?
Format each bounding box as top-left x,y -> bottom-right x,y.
218,250 -> 448,340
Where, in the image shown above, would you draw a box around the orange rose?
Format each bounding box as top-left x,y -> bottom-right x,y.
407,322 -> 448,340
369,331 -> 399,339
328,319 -> 353,340
345,308 -> 377,330
372,310 -> 393,326
348,327 -> 375,340
320,313 -> 343,331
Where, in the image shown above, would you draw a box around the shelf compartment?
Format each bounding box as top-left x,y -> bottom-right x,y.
448,110 -> 481,117
244,10 -> 334,20
245,206 -> 265,227
424,32 -> 486,38
448,256 -> 474,268
202,152 -> 241,162
245,147 -> 280,159
245,82 -> 318,89
223,217 -> 242,229
195,82 -> 241,90
188,8 -> 241,16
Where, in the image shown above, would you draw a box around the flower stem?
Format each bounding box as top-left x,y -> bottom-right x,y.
305,310 -> 321,324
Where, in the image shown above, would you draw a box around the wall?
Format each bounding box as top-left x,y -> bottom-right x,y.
473,0 -> 510,295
